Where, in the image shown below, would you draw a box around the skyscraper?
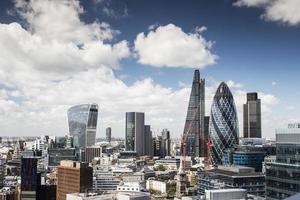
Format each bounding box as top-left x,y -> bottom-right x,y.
106,127 -> 112,143
183,69 -> 205,157
144,125 -> 153,156
209,82 -> 239,165
68,104 -> 98,149
57,160 -> 93,200
161,129 -> 171,158
125,112 -> 145,155
243,92 -> 262,138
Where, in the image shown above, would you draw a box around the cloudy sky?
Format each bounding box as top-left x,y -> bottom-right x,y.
0,0 -> 299,139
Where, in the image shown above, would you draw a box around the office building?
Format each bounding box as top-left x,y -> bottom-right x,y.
152,136 -> 161,157
85,146 -> 102,163
265,124 -> 300,200
0,159 -> 5,188
37,185 -> 57,200
48,148 -> 76,168
93,171 -> 120,193
125,112 -> 145,155
57,160 -> 93,200
182,69 -> 205,157
243,93 -> 262,138
106,127 -> 112,143
161,129 -> 171,158
209,82 -> 239,165
222,146 -> 266,172
197,165 -> 265,197
144,125 -> 153,156
68,104 -> 98,149
203,116 -> 210,157
21,157 -> 41,200
205,188 -> 247,200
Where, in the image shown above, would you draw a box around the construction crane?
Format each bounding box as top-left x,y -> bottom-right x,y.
180,104 -> 212,173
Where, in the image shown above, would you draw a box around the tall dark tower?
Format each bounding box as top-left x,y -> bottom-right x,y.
243,93 -> 262,138
183,69 -> 205,158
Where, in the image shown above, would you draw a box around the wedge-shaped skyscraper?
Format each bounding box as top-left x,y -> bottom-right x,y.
183,69 -> 205,157
68,104 -> 98,149
209,82 -> 239,165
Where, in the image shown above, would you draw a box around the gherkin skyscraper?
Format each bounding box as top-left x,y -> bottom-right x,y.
183,69 -> 205,158
209,82 -> 239,165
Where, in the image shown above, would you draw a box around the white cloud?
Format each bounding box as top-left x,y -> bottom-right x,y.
271,81 -> 277,85
134,24 -> 217,68
0,0 -> 191,138
287,106 -> 296,111
195,26 -> 207,33
234,0 -> 270,7
226,80 -> 243,89
234,0 -> 300,26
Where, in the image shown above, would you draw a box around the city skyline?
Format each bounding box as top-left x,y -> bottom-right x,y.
0,0 -> 299,139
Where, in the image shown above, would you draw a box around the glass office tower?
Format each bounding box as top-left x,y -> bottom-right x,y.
243,92 -> 262,138
125,112 -> 145,155
68,104 -> 98,149
209,82 -> 239,165
183,69 -> 205,157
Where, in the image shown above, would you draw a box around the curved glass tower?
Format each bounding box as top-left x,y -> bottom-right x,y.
209,82 -> 239,165
68,104 -> 98,149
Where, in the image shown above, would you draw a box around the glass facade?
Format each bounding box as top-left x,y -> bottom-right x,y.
183,69 -> 206,157
125,112 -> 145,155
68,104 -> 98,149
265,128 -> 300,200
243,93 -> 262,138
197,166 -> 265,197
209,82 -> 239,165
222,146 -> 266,172
21,157 -> 40,192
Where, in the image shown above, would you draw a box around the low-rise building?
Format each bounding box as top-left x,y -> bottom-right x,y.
197,165 -> 265,197
146,180 -> 168,194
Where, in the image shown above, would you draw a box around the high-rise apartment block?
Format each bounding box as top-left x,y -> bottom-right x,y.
68,104 -> 98,149
125,112 -> 145,155
183,69 -> 205,158
57,161 -> 93,200
243,93 -> 262,138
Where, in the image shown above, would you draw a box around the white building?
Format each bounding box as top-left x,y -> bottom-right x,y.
66,192 -> 150,200
117,182 -> 142,193
146,180 -> 168,194
205,189 -> 247,200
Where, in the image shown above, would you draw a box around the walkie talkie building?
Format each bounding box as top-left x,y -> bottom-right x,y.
209,82 -> 239,165
68,104 -> 98,149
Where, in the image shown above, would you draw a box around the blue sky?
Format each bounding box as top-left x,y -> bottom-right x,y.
0,0 -> 299,139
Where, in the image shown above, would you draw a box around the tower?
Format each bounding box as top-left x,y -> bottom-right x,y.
144,125 -> 153,156
209,82 -> 239,165
106,127 -> 112,143
182,69 -> 205,158
125,112 -> 145,155
243,92 -> 262,138
68,104 -> 98,149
